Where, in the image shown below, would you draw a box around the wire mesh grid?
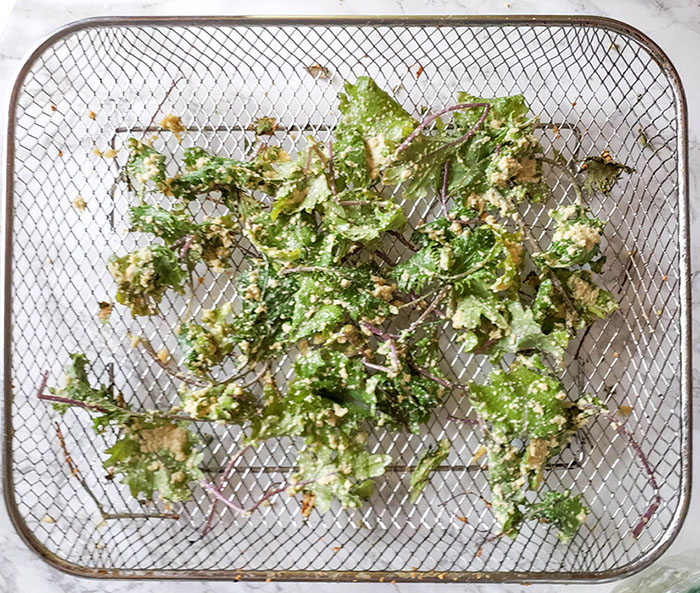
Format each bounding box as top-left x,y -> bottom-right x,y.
3,16 -> 690,582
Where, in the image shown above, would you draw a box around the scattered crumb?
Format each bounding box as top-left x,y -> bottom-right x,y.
475,547 -> 483,558
455,515 -> 468,523
656,308 -> 663,316
41,514 -> 56,524
661,274 -> 668,281
50,104 -> 57,112
72,195 -> 87,211
197,276 -> 206,285
88,110 -> 96,120
305,63 -> 330,79
97,301 -> 113,323
378,576 -> 385,582
618,405 -> 633,417
332,546 -> 342,552
438,573 -> 445,580
250,116 -> 278,136
471,444 -> 487,464
234,574 -> 241,581
301,491 -> 315,518
95,543 -> 104,550
416,64 -> 424,79
160,114 -> 186,142
609,41 -> 619,52
571,101 -> 577,107
96,519 -> 107,528
93,146 -> 118,158
57,149 -> 63,157
613,351 -> 619,358
46,257 -> 54,265
156,348 -> 170,364
265,578 -> 272,583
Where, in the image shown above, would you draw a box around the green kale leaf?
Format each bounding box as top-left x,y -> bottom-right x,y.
409,439 -> 450,502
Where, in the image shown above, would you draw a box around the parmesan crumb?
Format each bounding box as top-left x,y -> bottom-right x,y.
160,114 -> 186,142
72,195 -> 87,211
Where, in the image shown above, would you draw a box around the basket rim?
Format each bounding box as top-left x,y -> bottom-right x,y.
2,14 -> 691,584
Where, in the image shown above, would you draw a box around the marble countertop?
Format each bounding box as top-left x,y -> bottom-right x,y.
1,1 -> 698,592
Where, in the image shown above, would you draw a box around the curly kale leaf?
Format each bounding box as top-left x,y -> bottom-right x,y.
130,205 -> 240,273
527,490 -> 588,543
243,209 -> 319,263
130,205 -> 194,244
488,301 -> 569,363
323,191 -> 407,245
336,77 -> 417,183
291,441 -> 391,512
177,304 -> 235,375
447,93 -> 548,205
409,439 -> 450,503
332,127 -> 370,188
108,245 -> 185,317
285,264 -> 397,342
225,263 -> 298,363
270,138 -> 331,219
371,333 -> 447,433
251,116 -> 278,136
126,138 -> 167,194
48,353 -> 127,430
104,418 -> 203,502
179,382 -> 259,423
168,146 -> 282,199
392,221 -> 522,295
533,269 -> 618,333
469,358 -> 599,535
581,153 -> 633,195
536,204 -> 605,269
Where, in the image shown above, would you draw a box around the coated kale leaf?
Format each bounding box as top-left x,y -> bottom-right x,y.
409,439 -> 450,503
581,153 -> 633,195
104,417 -> 203,502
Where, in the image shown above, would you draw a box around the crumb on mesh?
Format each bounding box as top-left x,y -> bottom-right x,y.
72,195 -> 87,211
160,114 -> 186,142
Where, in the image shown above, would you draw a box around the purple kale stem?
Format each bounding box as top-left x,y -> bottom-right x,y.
426,104 -> 491,157
201,481 -> 246,514
39,392 -> 108,413
441,161 -> 451,220
327,141 -> 338,197
589,407 -> 661,538
201,444 -> 252,535
36,370 -> 49,399
409,362 -> 467,391
179,234 -> 194,259
360,321 -> 399,340
395,102 -> 490,155
389,230 -> 417,252
362,360 -> 394,374
387,339 -> 401,373
202,476 -> 326,518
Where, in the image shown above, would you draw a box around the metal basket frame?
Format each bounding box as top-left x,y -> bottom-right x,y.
2,15 -> 691,584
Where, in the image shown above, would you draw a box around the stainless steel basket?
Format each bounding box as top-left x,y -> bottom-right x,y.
2,16 -> 691,583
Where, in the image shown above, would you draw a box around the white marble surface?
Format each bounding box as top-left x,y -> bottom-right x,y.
0,1 -> 698,592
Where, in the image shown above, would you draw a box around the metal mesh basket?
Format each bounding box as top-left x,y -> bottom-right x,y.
2,16 -> 690,583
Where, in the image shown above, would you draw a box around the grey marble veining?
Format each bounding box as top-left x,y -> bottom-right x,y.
1,1 -> 698,593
